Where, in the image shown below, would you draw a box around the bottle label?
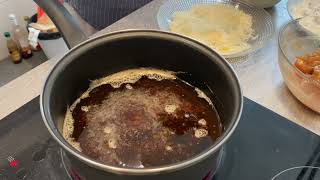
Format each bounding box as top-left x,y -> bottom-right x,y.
28,27 -> 40,49
9,16 -> 18,26
9,50 -> 21,61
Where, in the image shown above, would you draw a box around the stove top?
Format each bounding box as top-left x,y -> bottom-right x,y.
0,97 -> 319,180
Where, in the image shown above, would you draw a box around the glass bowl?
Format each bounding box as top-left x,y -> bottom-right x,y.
287,0 -> 320,20
157,0 -> 274,59
278,17 -> 320,113
287,0 -> 302,19
287,0 -> 320,36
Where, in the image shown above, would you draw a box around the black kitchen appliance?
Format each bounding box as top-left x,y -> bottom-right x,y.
0,97 -> 319,180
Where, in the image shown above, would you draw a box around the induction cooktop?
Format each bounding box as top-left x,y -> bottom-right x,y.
0,97 -> 319,180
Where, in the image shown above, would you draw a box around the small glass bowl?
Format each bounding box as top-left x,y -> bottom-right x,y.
157,0 -> 274,59
287,0 -> 320,20
287,0 -> 302,19
278,17 -> 320,113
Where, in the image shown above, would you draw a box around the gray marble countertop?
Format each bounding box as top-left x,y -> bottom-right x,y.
0,51 -> 47,87
0,0 -> 319,135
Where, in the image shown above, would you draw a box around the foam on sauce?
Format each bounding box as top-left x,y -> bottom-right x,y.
63,68 -> 221,168
90,68 -> 177,89
63,107 -> 81,151
63,68 -> 177,150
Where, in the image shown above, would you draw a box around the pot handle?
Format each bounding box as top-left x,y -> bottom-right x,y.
33,0 -> 88,49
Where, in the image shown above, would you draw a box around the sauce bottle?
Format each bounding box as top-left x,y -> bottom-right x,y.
8,14 -> 33,59
4,32 -> 22,64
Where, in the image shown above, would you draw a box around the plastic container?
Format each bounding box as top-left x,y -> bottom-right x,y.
29,14 -> 68,59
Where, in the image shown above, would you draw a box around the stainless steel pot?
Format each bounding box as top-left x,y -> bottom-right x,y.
35,0 -> 243,179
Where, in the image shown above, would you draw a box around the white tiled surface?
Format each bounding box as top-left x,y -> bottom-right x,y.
0,0 -> 36,60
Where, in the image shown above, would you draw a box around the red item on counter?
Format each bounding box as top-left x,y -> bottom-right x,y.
37,7 -> 44,19
37,0 -> 64,19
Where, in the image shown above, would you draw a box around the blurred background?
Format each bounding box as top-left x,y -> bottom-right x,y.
0,0 -> 36,60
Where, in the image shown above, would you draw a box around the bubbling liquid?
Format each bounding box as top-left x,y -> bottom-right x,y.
63,68 -> 222,168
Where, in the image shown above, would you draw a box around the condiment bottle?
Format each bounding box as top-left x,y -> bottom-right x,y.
4,32 -> 22,64
8,14 -> 33,59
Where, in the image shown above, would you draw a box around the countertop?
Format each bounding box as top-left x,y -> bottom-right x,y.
0,51 -> 47,87
0,0 -> 319,135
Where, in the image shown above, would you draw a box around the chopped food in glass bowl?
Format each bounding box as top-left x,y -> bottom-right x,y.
294,49 -> 320,81
278,16 -> 320,113
157,0 -> 274,59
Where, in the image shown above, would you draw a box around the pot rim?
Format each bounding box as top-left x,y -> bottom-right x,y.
40,29 -> 243,175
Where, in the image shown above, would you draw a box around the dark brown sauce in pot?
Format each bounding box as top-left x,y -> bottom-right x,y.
70,77 -> 222,168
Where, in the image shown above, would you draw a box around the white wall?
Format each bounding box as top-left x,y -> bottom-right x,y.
0,0 -> 37,60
